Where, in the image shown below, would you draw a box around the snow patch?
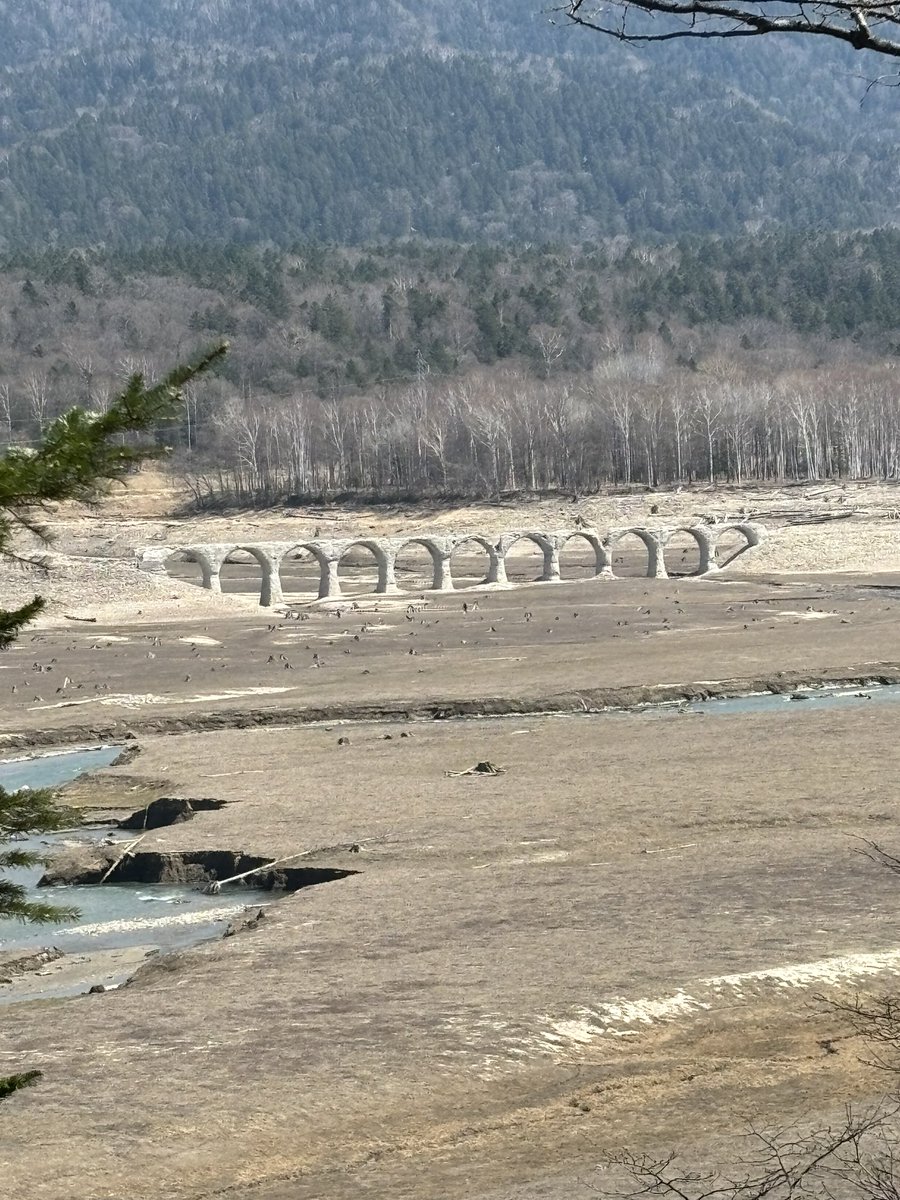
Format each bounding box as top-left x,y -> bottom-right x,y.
30,686 -> 295,711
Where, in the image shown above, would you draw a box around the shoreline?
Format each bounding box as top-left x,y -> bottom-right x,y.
2,660 -> 899,750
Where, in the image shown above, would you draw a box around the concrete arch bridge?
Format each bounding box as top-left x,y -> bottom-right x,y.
138,523 -> 764,607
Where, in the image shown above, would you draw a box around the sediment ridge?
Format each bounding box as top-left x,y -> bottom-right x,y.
2,661 -> 899,750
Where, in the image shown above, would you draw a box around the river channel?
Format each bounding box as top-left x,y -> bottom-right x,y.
0,745 -> 269,1001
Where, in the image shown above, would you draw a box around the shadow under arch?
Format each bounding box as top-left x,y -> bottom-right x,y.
711,522 -> 760,569
163,547 -> 215,591
223,544 -> 283,606
394,537 -> 447,592
281,541 -> 338,600
662,527 -> 708,577
276,544 -> 321,602
608,528 -> 659,578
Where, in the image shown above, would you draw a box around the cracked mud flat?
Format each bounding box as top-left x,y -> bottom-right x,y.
2,534 -> 900,1198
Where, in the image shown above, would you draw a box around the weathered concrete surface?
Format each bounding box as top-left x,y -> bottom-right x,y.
139,522 -> 764,604
3,693 -> 900,1200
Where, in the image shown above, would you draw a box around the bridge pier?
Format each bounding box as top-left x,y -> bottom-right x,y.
433,548 -> 454,591
378,551 -> 399,594
317,554 -> 343,600
645,532 -> 669,579
543,543 -> 561,582
189,546 -> 227,593
486,550 -> 508,586
596,540 -> 615,578
689,525 -> 717,575
260,561 -> 284,607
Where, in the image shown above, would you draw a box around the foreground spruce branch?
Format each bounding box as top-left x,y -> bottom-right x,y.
0,342 -> 227,648
0,343 -> 225,1102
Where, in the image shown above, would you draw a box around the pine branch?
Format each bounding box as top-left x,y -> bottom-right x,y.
0,596 -> 44,650
0,878 -> 78,924
0,784 -> 77,836
0,342 -> 227,645
0,848 -> 47,870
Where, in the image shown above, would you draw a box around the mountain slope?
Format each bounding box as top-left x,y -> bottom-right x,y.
0,0 -> 898,247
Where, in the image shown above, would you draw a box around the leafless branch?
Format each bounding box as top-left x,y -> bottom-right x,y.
852,838 -> 900,877
555,1 -> 900,57
586,1108 -> 899,1200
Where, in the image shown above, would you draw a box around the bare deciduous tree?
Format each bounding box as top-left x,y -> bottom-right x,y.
557,0 -> 900,62
586,1109 -> 900,1200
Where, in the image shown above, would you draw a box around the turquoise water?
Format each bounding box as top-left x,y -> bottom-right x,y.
0,830 -> 269,957
0,747 -> 269,974
635,682 -> 900,718
0,744 -> 121,792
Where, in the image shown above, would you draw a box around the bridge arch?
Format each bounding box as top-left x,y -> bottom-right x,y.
609,527 -> 668,579
164,546 -> 222,593
557,529 -> 613,579
395,537 -> 452,591
391,542 -> 441,592
138,522 -> 764,601
221,544 -> 284,606
448,535 -> 499,590
662,526 -> 714,576
498,531 -> 558,583
281,541 -> 341,600
337,539 -> 394,595
278,545 -> 322,601
709,522 -> 763,569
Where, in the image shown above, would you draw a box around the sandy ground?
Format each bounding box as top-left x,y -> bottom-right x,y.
0,945 -> 153,1004
0,570 -> 898,746
3,702 -> 900,1199
2,474 -> 900,1199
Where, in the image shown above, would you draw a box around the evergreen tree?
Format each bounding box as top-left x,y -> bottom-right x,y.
0,341 -> 226,1100
0,342 -> 227,648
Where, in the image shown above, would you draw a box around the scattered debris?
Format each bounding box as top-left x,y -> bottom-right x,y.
223,908 -> 267,938
0,947 -> 64,979
445,760 -> 506,777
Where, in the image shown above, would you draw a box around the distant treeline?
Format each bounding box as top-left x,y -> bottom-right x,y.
1,233 -> 900,501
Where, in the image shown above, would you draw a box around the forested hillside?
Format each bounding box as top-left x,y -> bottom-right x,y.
4,3 -> 900,499
1,0 -> 899,246
3,234 -> 900,499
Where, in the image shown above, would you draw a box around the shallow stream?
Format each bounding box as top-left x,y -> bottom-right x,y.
0,746 -> 269,999
635,681 -> 900,718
